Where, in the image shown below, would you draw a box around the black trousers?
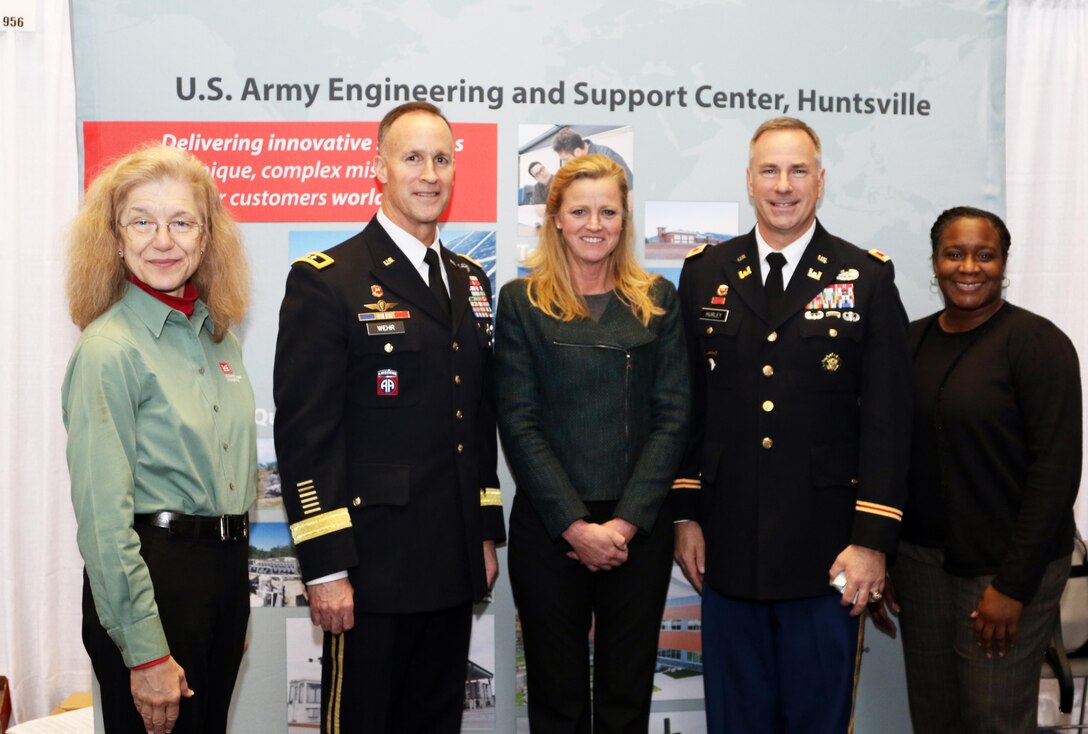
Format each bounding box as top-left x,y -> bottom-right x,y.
82,523 -> 249,734
321,600 -> 473,733
509,496 -> 674,734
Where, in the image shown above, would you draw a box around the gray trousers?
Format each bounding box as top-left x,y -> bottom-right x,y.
891,541 -> 1069,734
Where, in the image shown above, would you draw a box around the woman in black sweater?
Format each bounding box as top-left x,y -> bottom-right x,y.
882,207 -> 1081,733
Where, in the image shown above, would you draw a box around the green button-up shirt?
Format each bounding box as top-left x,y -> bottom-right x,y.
62,284 -> 256,667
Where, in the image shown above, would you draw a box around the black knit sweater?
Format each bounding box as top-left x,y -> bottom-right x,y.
904,302 -> 1081,603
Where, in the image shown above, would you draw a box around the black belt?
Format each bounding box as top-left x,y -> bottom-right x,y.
134,511 -> 249,542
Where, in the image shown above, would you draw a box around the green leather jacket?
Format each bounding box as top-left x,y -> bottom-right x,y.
495,277 -> 690,539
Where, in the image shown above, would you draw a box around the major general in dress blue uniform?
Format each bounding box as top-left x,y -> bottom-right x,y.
672,117 -> 912,733
273,102 -> 504,734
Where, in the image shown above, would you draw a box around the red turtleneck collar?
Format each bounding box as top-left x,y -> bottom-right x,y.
127,274 -> 199,318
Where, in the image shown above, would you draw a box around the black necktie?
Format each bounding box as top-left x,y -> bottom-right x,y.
424,247 -> 450,314
765,252 -> 787,319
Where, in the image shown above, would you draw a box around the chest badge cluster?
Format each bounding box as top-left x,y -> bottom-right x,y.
358,298 -> 411,322
806,283 -> 855,311
468,275 -> 493,318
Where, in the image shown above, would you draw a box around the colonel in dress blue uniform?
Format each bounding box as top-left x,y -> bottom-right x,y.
673,118 -> 911,733
273,102 -> 504,734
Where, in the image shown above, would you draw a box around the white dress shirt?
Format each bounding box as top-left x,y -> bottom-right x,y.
754,220 -> 817,289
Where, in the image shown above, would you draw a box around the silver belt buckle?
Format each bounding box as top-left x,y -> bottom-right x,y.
218,515 -> 229,541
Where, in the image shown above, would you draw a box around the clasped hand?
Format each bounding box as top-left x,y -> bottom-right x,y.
563,518 -> 636,571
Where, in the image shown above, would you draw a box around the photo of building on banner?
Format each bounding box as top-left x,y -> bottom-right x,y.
285,616 -> 498,732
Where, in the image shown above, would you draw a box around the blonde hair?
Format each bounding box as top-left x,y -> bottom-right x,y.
525,154 -> 663,325
66,143 -> 249,341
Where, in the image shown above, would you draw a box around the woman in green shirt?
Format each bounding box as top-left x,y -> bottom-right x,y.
63,144 -> 256,734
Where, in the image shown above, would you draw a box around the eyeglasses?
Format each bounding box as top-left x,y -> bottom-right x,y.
120,218 -> 204,244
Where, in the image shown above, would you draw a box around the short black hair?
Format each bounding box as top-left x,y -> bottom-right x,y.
929,206 -> 1011,263
552,127 -> 586,154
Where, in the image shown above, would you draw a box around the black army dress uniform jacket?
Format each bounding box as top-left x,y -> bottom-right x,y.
274,217 -> 505,613
672,222 -> 911,601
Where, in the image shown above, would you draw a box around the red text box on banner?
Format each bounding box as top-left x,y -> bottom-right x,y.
83,121 -> 496,223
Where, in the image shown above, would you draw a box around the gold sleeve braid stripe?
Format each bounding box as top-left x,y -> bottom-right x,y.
299,489 -> 320,515
855,501 -> 903,521
672,478 -> 701,490
325,632 -> 344,734
290,508 -> 352,544
296,479 -> 322,515
480,487 -> 502,507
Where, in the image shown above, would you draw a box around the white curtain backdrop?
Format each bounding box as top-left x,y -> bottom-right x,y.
1006,0 -> 1088,535
0,1 -> 89,723
0,0 -> 1086,726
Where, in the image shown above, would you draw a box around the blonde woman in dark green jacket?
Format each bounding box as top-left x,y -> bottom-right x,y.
496,154 -> 690,733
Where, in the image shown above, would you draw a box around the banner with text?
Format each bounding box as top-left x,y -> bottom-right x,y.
72,2 -> 1007,732
84,120 -> 496,222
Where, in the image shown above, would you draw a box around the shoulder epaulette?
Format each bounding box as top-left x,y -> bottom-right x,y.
292,252 -> 335,270
685,244 -> 708,259
456,252 -> 484,270
867,248 -> 891,263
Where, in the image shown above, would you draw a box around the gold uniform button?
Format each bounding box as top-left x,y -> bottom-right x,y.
829,328 -> 839,337
384,343 -> 394,353
767,331 -> 778,342
762,365 -> 774,377
455,409 -> 464,420
352,497 -> 362,507
457,443 -> 465,454
706,326 -> 714,335
762,400 -> 774,412
454,375 -> 462,385
452,341 -> 460,351
850,478 -> 860,486
761,437 -> 774,449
